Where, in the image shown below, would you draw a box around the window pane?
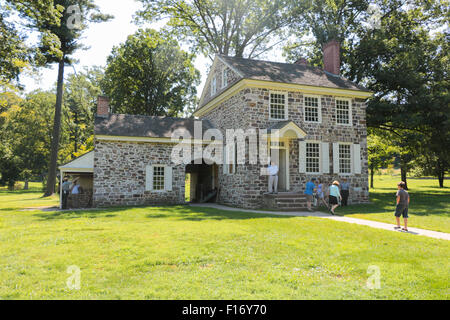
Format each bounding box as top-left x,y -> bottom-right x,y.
336,99 -> 350,124
153,166 -> 165,190
270,93 -> 286,119
339,144 -> 351,174
304,96 -> 319,122
306,143 -> 320,173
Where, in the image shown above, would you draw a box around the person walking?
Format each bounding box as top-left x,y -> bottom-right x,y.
61,177 -> 71,209
394,181 -> 410,231
328,180 -> 342,215
340,178 -> 350,206
304,178 -> 316,212
268,161 -> 279,194
316,179 -> 329,208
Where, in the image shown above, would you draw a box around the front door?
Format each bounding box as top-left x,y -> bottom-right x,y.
270,142 -> 289,191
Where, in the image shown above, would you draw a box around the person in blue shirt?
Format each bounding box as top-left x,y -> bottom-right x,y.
328,180 -> 342,215
304,178 -> 316,211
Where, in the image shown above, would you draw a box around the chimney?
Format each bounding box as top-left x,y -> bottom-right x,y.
323,40 -> 340,75
97,96 -> 110,116
294,58 -> 309,66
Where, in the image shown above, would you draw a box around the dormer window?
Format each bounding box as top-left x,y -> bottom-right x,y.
211,76 -> 217,96
221,68 -> 228,88
269,92 -> 287,120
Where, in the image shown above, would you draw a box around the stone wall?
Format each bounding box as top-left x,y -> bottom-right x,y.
201,58 -> 242,107
201,87 -> 369,208
93,140 -> 186,207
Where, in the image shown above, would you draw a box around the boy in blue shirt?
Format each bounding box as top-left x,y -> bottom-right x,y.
304,178 -> 316,212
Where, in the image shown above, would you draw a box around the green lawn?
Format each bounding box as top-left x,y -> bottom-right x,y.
0,179 -> 449,299
335,176 -> 450,233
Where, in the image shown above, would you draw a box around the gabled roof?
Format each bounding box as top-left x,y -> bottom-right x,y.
94,114 -> 216,138
266,121 -> 307,139
59,151 -> 94,172
218,55 -> 368,92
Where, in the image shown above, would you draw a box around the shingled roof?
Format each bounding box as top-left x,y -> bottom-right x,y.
219,55 -> 368,92
95,114 -> 216,138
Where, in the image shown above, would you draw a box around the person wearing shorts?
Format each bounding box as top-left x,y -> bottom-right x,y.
304,178 -> 316,212
394,181 -> 410,231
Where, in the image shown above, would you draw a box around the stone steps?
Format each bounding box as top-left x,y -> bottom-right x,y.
262,192 -> 308,211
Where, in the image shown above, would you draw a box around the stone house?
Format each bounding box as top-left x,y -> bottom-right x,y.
59,41 -> 372,210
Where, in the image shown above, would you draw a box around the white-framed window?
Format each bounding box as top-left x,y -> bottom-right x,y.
211,76 -> 217,96
306,142 -> 320,174
304,95 -> 321,123
339,144 -> 352,174
145,165 -> 173,192
269,92 -> 287,120
336,98 -> 352,125
221,68 -> 228,88
153,165 -> 165,191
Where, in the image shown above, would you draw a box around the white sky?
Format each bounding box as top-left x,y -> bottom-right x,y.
19,0 -> 285,98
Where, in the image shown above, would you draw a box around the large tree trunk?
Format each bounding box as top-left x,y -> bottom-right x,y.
370,166 -> 374,189
400,165 -> 408,190
438,170 -> 444,188
24,179 -> 29,190
44,58 -> 65,197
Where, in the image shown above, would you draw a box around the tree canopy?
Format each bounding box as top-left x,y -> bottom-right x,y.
102,29 -> 200,117
136,0 -> 294,59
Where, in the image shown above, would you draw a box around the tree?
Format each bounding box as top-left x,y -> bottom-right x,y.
0,0 -> 62,83
29,0 -> 112,197
102,29 -> 200,117
367,129 -> 395,188
64,66 -> 103,156
346,1 -> 449,187
0,90 -> 62,189
136,0 -> 293,59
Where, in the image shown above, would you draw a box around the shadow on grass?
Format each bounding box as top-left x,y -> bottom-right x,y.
34,208 -> 125,220
334,191 -> 449,217
144,205 -> 295,221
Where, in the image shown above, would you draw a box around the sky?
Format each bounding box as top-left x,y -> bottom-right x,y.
19,0 -> 285,97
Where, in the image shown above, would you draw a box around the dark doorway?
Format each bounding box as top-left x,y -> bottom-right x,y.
185,160 -> 218,203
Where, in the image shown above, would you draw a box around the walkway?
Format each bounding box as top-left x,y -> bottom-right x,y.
190,203 -> 450,241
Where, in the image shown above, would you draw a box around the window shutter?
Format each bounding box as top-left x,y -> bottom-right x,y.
353,144 -> 361,174
321,142 -> 330,174
223,146 -> 227,174
299,141 -> 306,173
145,165 -> 153,191
230,142 -> 236,174
165,166 -> 173,191
333,143 -> 340,174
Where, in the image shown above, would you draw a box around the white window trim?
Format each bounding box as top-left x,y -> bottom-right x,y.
211,76 -> 217,96
335,97 -> 353,126
221,68 -> 228,89
305,140 -> 322,174
269,91 -> 288,121
151,164 -> 167,193
303,94 -> 322,124
337,142 -> 353,176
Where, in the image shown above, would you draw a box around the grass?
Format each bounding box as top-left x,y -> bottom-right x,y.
0,178 -> 449,299
332,175 -> 450,233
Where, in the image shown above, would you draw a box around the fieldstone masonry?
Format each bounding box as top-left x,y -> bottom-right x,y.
94,141 -> 186,207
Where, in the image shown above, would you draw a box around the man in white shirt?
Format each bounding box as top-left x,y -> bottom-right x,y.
268,161 -> 279,194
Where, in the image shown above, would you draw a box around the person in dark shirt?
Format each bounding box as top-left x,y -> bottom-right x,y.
394,181 -> 410,231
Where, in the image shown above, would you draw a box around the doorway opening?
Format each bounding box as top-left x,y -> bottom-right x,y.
185,159 -> 218,203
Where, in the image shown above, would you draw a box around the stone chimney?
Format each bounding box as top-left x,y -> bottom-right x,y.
323,40 -> 340,75
97,96 -> 110,116
295,57 -> 309,66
